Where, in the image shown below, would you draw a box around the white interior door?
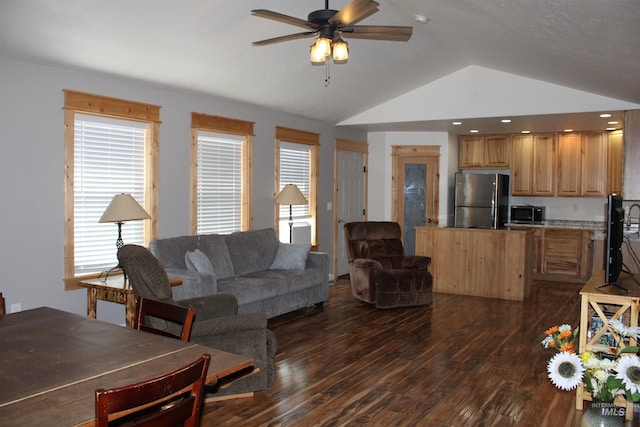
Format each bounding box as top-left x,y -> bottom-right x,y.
337,150 -> 365,276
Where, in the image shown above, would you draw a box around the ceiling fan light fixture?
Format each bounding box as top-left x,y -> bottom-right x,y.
314,37 -> 332,59
310,43 -> 327,65
332,38 -> 349,63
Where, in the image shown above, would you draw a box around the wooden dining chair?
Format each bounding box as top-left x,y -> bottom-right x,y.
95,353 -> 211,427
134,296 -> 195,342
0,292 -> 5,315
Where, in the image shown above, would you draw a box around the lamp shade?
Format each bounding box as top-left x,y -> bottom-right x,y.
99,193 -> 150,223
274,184 -> 308,206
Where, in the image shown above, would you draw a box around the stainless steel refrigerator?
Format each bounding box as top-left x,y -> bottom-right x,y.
454,173 -> 510,229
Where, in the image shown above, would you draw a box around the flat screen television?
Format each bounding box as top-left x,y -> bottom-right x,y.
600,194 -> 626,291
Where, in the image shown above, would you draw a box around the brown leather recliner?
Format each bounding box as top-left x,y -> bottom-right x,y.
344,221 -> 433,308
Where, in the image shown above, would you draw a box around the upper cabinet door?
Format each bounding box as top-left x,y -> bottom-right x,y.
532,134 -> 556,196
511,134 -> 533,196
484,135 -> 510,168
557,133 -> 581,196
581,132 -> 606,197
459,136 -> 484,169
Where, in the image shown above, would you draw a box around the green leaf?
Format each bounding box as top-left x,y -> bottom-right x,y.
620,346 -> 640,354
626,390 -> 640,402
607,376 -> 623,389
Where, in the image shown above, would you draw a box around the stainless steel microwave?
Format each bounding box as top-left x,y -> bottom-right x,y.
510,205 -> 545,223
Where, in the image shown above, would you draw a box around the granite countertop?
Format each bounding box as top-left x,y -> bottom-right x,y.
506,220 -> 640,242
505,220 -> 605,231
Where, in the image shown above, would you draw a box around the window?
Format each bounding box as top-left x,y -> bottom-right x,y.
64,90 -> 159,289
190,113 -> 254,234
275,126 -> 319,245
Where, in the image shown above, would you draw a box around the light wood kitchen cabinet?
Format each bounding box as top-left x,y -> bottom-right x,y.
556,133 -> 581,196
581,132 -> 607,196
459,136 -> 484,168
510,134 -> 555,196
533,134 -> 556,196
607,130 -> 623,196
533,228 -> 543,274
557,132 -> 606,197
510,134 -> 534,195
623,110 -> 640,200
459,135 -> 510,169
535,228 -> 593,283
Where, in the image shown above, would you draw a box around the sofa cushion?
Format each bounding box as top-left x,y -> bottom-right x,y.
225,228 -> 279,276
149,235 -> 198,269
269,243 -> 310,270
218,268 -> 325,305
185,249 -> 215,275
198,234 -> 235,279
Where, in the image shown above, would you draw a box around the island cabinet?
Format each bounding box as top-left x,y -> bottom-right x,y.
458,135 -> 510,169
557,132 -> 606,197
414,226 -> 532,301
510,134 -> 555,196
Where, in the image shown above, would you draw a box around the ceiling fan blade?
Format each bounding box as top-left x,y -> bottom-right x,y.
252,31 -> 318,46
341,25 -> 413,42
251,9 -> 317,31
329,0 -> 380,26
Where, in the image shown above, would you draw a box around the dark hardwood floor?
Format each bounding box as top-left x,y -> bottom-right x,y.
201,278 -> 639,426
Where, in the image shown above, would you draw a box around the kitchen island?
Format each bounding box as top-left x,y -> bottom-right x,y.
415,226 -> 533,301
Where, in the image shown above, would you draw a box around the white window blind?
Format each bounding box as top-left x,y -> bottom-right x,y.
279,142 -> 311,223
74,114 -> 147,274
196,131 -> 244,234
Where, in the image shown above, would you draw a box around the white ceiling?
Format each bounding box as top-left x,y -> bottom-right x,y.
1,0 -> 639,134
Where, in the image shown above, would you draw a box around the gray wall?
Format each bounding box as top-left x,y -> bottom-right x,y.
0,56 -> 365,324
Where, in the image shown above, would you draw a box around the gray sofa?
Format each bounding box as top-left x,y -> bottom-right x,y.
149,228 -> 329,319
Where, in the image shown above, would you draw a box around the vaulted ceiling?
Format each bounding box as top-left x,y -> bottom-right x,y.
1,0 -> 639,133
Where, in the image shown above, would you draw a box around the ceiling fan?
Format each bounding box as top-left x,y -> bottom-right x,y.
252,0 -> 412,65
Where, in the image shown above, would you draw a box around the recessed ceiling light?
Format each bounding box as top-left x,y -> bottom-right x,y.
600,113 -> 612,118
608,121 -> 619,125
521,130 -> 531,134
607,127 -> 616,131
414,14 -> 429,23
452,121 -> 462,125
564,129 -> 574,132
469,129 -> 479,133
501,119 -> 512,123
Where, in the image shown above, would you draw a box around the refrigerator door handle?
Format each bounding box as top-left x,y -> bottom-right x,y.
491,206 -> 496,228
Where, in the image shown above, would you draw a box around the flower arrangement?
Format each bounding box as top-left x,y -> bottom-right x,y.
542,320 -> 640,403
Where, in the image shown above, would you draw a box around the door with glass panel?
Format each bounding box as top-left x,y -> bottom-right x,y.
392,146 -> 440,255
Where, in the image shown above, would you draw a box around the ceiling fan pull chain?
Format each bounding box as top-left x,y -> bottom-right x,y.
325,60 -> 331,87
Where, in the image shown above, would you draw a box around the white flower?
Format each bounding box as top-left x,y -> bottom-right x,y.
593,369 -> 609,382
609,318 -> 640,340
616,355 -> 640,394
559,324 -> 572,332
541,336 -> 553,348
547,351 -> 584,391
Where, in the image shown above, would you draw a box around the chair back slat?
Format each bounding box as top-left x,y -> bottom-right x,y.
95,353 -> 211,427
134,296 -> 195,342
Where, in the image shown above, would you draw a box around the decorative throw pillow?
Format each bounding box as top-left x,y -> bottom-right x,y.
184,249 -> 215,275
269,243 -> 311,270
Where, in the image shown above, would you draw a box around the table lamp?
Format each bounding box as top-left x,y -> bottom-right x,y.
274,184 -> 308,243
99,193 -> 150,249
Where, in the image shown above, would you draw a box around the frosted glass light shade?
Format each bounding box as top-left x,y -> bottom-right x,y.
332,40 -> 349,62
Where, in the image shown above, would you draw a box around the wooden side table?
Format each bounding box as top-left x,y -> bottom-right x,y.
576,270 -> 640,421
77,275 -> 182,328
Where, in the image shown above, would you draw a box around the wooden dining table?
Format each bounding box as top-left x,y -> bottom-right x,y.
0,307 -> 253,426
